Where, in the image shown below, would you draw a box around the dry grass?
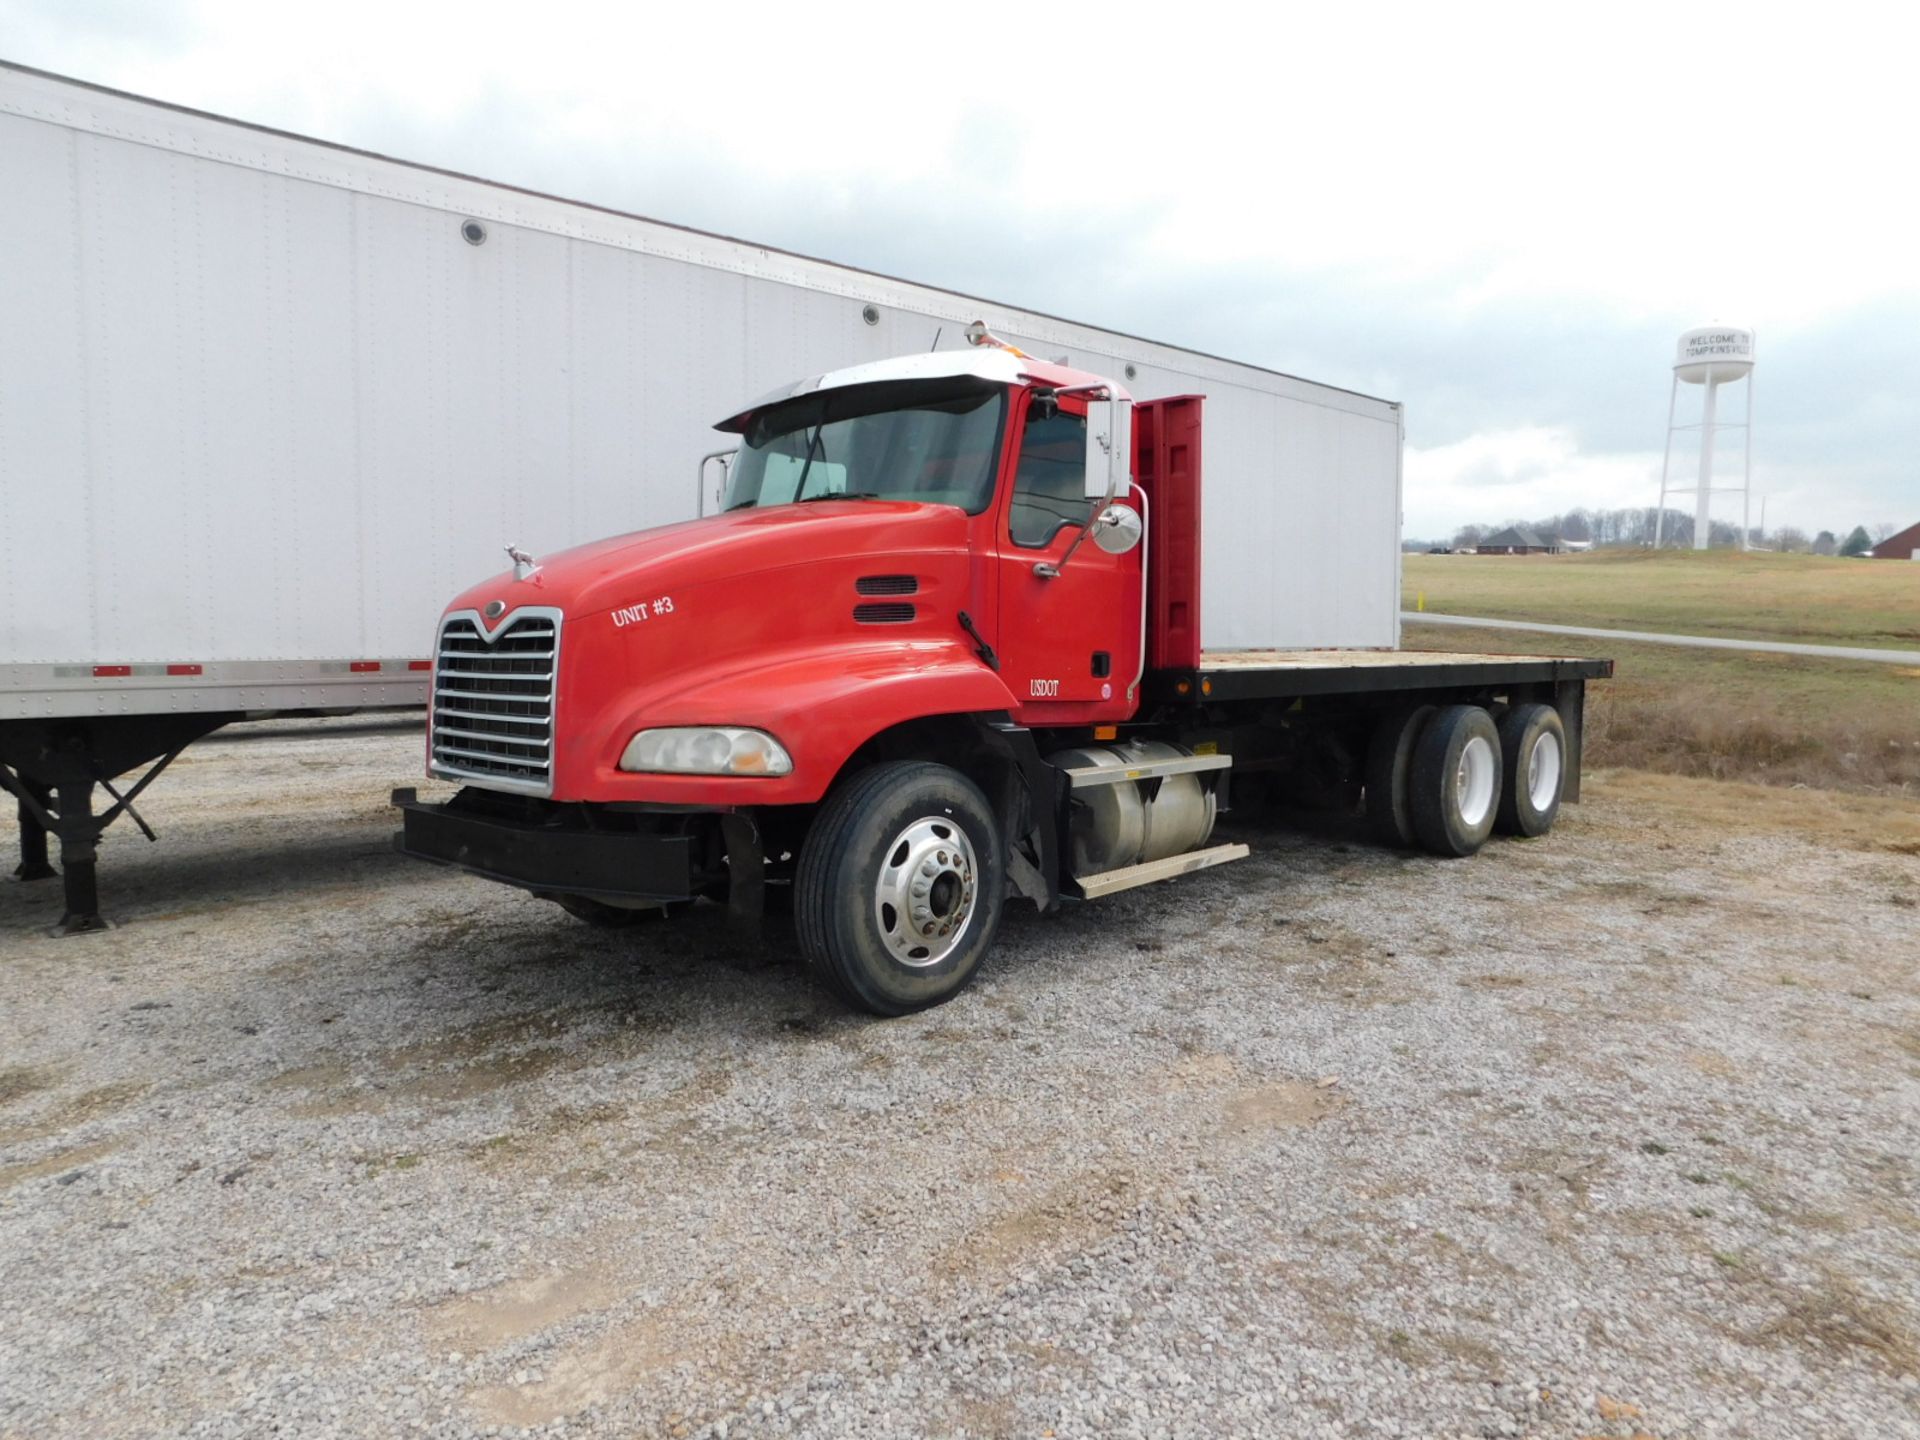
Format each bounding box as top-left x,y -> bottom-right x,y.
1403,549 -> 1920,650
1751,1270 -> 1920,1374
1585,771 -> 1920,855
1586,680 -> 1920,792
1403,622 -> 1920,795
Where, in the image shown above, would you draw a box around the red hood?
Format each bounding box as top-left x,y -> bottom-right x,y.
432,497 -> 999,804
444,500 -> 968,623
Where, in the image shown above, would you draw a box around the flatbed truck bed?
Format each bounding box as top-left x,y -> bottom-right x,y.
1143,649 -> 1614,806
1155,647 -> 1612,700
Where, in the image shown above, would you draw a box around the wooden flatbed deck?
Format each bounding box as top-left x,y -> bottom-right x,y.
1199,648 -> 1587,670
1149,648 -> 1613,704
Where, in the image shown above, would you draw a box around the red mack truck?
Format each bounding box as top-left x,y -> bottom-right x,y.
395,330 -> 1609,1014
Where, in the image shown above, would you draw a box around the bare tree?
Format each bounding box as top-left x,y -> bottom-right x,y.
1772,526 -> 1809,553
1872,522 -> 1897,542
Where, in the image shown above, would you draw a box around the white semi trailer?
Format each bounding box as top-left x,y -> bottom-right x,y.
1,62 -> 1599,935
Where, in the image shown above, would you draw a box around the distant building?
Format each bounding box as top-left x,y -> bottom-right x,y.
1477,526 -> 1562,556
1868,521 -> 1920,560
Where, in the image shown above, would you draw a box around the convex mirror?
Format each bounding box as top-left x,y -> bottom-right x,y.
1091,502 -> 1143,555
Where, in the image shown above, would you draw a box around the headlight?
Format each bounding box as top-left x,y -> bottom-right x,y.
618,726 -> 793,776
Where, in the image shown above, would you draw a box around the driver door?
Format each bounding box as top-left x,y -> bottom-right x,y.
991,393 -> 1144,726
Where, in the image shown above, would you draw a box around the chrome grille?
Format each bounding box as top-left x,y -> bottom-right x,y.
429,607 -> 562,794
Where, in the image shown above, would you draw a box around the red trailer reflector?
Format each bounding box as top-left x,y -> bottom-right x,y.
166,664 -> 204,676
350,661 -> 382,673
407,660 -> 432,671
92,665 -> 132,677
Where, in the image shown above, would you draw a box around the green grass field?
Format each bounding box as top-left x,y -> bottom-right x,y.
1396,551 -> 1920,793
1403,548 -> 1920,650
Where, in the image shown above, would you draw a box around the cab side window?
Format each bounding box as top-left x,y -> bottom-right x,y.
1009,410 -> 1087,549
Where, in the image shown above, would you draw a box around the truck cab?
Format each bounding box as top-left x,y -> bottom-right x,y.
396,331 -> 1602,1014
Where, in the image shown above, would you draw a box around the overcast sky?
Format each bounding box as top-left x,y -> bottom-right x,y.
7,0 -> 1916,538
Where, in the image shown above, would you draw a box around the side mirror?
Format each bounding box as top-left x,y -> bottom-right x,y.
1091,502 -> 1143,555
1085,398 -> 1133,499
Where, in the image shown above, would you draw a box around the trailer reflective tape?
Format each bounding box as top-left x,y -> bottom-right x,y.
72,664 -> 204,678
54,660 -> 426,680
6,659 -> 438,723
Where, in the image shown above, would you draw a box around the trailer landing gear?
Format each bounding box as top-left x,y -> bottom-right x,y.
12,777 -> 56,882
3,713 -> 234,936
4,775 -> 113,934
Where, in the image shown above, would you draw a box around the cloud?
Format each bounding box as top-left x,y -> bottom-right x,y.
1404,429 -> 1664,538
5,0 -> 1917,536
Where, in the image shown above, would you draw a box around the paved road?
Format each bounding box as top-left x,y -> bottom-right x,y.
1404,611 -> 1920,666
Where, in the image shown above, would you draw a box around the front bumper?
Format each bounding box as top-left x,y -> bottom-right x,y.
392,789 -> 698,902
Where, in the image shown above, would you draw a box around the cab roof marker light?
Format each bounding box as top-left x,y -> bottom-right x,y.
962,319 -> 1029,359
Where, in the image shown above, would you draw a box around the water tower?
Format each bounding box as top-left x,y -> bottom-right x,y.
1655,326 -> 1755,549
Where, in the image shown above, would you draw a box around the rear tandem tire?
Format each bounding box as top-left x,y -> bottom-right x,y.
1362,703 -> 1435,848
795,761 -> 1005,1017
1495,702 -> 1568,837
1408,705 -> 1502,858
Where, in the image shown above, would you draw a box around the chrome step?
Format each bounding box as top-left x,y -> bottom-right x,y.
1072,841 -> 1250,900
1060,752 -> 1232,787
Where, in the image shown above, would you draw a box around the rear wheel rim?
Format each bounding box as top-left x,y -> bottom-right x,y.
873,816 -> 978,968
1526,729 -> 1563,812
1456,734 -> 1497,829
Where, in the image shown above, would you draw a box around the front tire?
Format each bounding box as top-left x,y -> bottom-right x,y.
795,761 -> 1006,1016
1409,705 -> 1502,858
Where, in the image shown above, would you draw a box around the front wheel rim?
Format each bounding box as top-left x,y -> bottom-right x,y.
1456,734 -> 1498,829
1526,730 -> 1563,811
873,815 -> 978,967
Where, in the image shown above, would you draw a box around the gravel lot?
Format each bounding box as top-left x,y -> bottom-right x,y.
4,718 -> 1919,1440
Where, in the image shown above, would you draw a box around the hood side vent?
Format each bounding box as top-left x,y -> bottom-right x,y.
853,602 -> 915,625
855,574 -> 918,596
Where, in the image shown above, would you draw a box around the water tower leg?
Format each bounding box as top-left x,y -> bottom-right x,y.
1694,378 -> 1718,550
1743,368 -> 1756,550
1655,376 -> 1678,548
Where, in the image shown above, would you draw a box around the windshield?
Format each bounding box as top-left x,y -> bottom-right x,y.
722,377 -> 1008,514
